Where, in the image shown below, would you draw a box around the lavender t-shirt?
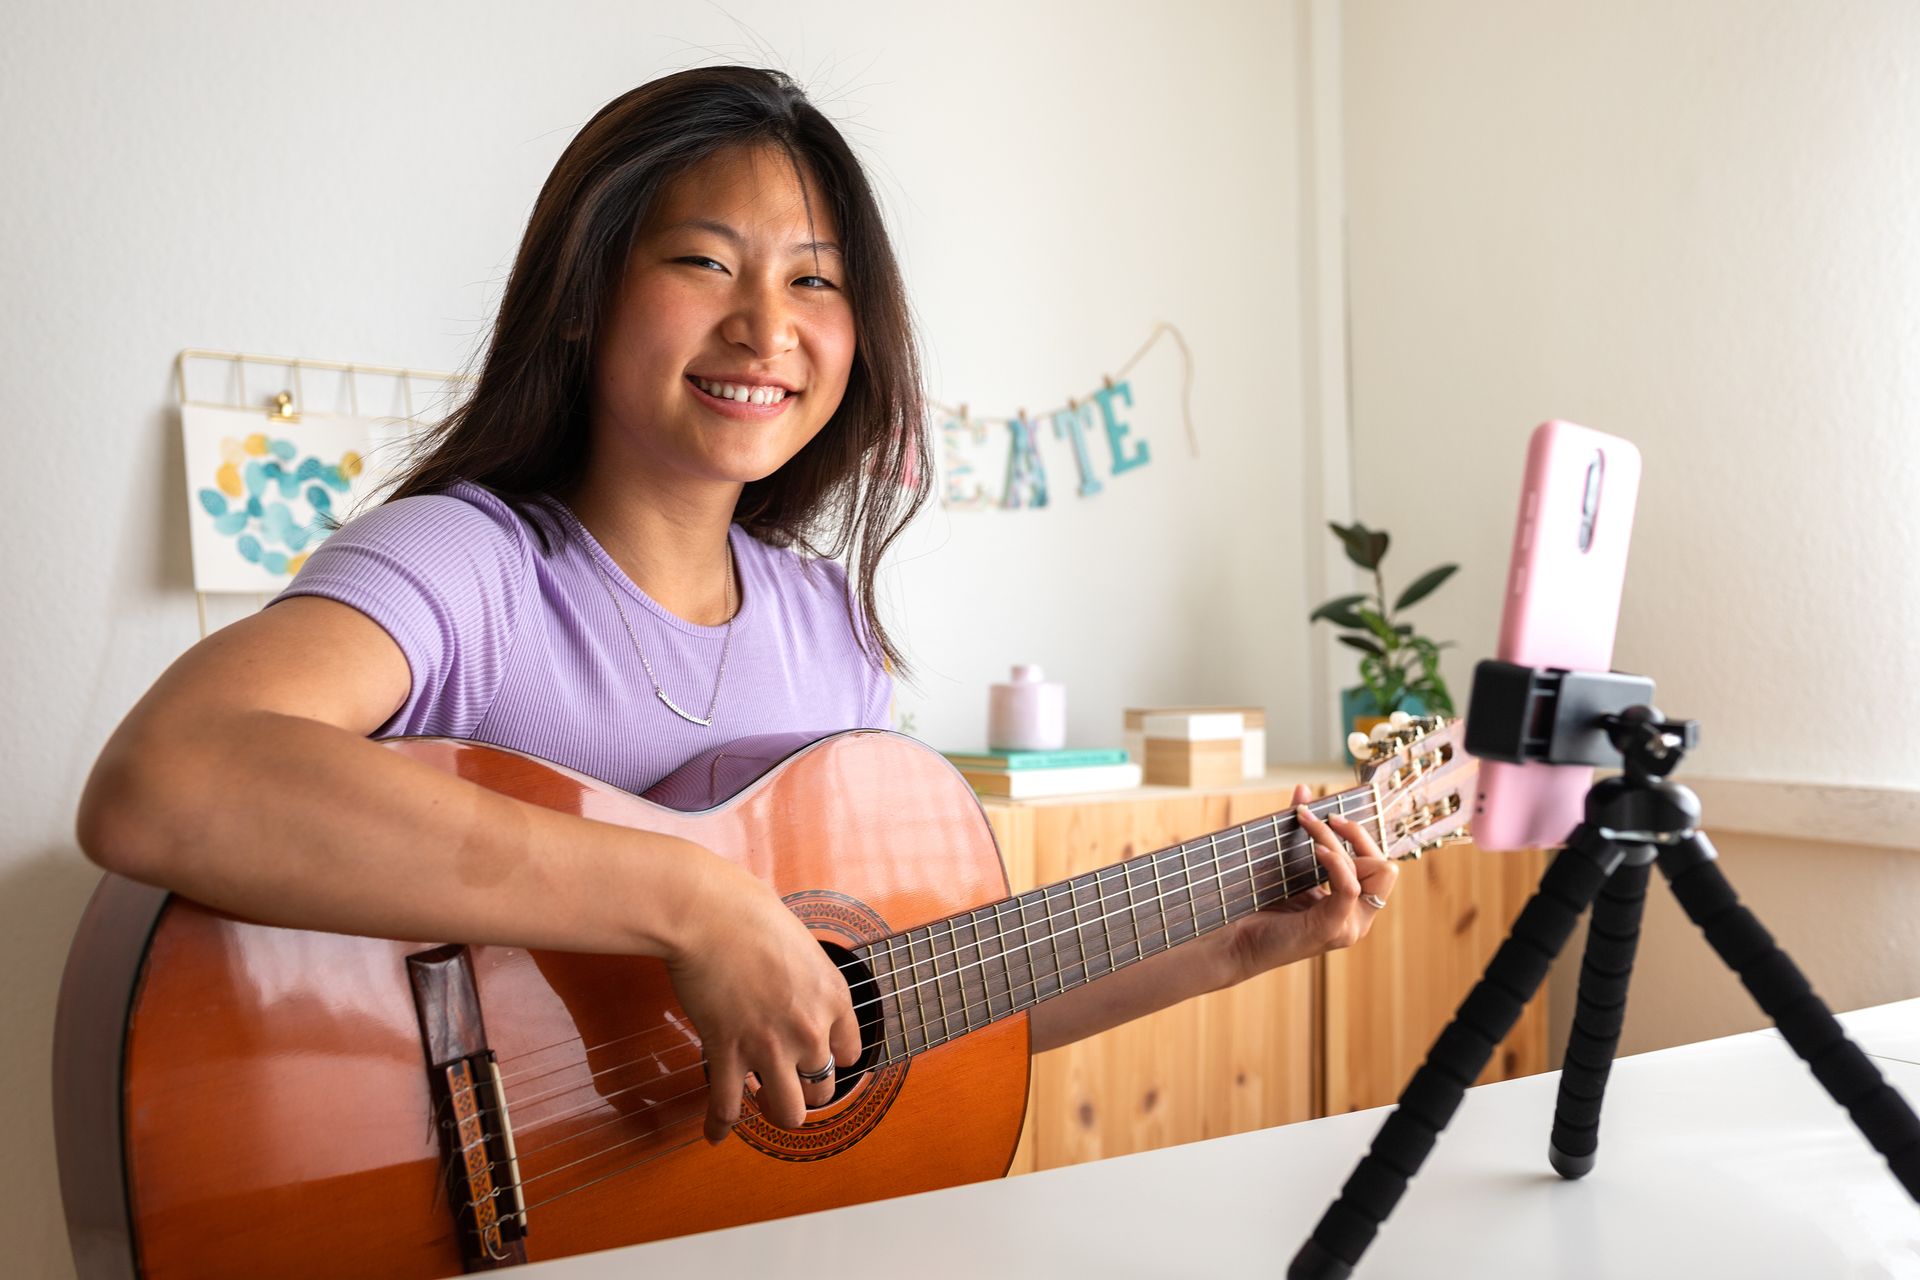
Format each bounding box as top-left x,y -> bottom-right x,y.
272,480 -> 891,795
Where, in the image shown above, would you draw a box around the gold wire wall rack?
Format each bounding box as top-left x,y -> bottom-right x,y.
175,347 -> 475,638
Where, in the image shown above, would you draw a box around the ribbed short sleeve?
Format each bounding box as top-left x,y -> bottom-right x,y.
270,490 -> 533,739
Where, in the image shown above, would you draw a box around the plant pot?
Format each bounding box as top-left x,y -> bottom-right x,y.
1341,686 -> 1428,763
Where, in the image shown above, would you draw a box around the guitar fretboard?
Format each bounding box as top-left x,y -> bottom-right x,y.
855,789 -> 1377,1063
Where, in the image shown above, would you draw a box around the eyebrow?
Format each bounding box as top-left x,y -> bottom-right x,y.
667,218 -> 843,258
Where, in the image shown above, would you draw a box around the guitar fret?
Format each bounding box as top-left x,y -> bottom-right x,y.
973,906 -> 1006,1022
1244,819 -> 1265,910
947,916 -> 979,1035
1263,815 -> 1283,905
1013,893 -> 1042,1010
1148,848 -> 1172,954
1184,842 -> 1203,940
1202,833 -> 1228,932
883,933 -> 920,1058
1042,886 -> 1070,996
1089,868 -> 1118,979
1117,863 -> 1143,966
987,902 -> 1017,1019
927,927 -> 954,1044
1059,881 -> 1089,989
907,929 -> 940,1048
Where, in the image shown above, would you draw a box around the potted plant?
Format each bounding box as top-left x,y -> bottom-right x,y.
1309,520 -> 1457,755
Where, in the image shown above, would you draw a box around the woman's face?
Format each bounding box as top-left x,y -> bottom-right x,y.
588,144 -> 856,495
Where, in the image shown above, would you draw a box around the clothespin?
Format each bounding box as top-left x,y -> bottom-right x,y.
269,391 -> 300,423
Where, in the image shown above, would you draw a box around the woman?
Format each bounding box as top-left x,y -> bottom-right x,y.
76,66 -> 1397,1150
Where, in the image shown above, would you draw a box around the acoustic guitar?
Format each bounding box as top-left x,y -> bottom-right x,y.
53,720 -> 1473,1278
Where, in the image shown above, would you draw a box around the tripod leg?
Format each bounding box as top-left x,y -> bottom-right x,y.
1658,832 -> 1920,1200
1548,853 -> 1653,1179
1287,828 -> 1623,1280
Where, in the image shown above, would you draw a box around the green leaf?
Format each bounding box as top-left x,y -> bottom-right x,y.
1338,634 -> 1385,657
1394,563 -> 1458,612
1328,520 -> 1391,570
1328,521 -> 1370,569
1355,608 -> 1399,647
1363,529 -> 1390,569
1309,593 -> 1370,624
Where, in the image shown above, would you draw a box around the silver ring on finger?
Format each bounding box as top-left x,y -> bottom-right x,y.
797,1060 -> 836,1084
1361,892 -> 1388,910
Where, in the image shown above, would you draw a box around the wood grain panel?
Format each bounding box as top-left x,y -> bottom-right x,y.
1023,788 -> 1318,1170
1321,842 -> 1550,1115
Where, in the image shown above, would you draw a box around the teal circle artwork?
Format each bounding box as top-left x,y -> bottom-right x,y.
197,433 -> 364,580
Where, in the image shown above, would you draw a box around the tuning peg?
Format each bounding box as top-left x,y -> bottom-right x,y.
1369,721 -> 1395,742
1347,731 -> 1372,759
1389,710 -> 1412,728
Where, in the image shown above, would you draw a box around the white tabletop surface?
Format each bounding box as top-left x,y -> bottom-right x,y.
519,1000 -> 1920,1279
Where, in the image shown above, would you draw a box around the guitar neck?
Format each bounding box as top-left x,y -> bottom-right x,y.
855,784 -> 1381,1061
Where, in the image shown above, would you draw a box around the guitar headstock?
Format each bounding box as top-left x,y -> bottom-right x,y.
1348,714 -> 1478,861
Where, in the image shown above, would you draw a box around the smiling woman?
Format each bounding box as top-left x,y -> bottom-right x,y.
70,63 -> 1400,1276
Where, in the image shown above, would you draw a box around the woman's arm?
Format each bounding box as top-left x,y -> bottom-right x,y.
1026,787 -> 1398,1053
76,596 -> 858,1137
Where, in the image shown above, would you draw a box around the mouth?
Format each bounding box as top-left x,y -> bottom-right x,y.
686,374 -> 798,406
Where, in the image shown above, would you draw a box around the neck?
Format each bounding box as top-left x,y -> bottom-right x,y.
855,786 -> 1382,1064
565,470 -> 739,626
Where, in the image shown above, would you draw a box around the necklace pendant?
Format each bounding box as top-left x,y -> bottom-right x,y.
656,688 -> 714,727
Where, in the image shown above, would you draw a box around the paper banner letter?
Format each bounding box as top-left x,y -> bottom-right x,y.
1001,414 -> 1049,509
939,413 -> 992,508
1051,402 -> 1104,497
1094,381 -> 1149,475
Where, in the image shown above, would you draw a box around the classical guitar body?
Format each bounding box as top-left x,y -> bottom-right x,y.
54,730 -> 1030,1279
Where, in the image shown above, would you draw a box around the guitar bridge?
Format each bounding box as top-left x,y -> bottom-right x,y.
409,945 -> 529,1270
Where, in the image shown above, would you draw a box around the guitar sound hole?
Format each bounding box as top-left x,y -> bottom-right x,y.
820,941 -> 883,1103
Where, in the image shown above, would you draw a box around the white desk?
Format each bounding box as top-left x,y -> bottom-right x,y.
521,1000 -> 1920,1278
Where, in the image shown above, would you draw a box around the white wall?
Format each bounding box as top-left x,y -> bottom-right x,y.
0,3 -> 1315,1275
1341,0 -> 1920,1058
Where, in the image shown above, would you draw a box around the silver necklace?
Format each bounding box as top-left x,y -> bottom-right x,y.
589,544 -> 736,728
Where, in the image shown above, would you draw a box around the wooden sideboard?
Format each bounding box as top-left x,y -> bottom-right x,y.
979,766 -> 1548,1176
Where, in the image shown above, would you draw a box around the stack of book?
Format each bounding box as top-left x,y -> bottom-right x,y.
942,747 -> 1141,799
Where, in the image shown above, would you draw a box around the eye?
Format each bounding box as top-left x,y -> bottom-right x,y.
795,275 -> 839,290
676,255 -> 727,272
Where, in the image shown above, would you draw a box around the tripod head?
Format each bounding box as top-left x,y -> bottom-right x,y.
1464,659 -> 1702,853
1599,703 -> 1701,783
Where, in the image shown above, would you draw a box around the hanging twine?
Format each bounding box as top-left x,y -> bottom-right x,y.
927,321 -> 1199,457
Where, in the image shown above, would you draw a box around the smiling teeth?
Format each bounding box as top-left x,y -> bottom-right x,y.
694,377 -> 788,405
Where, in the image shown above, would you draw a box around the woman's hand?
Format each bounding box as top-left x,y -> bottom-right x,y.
664,854 -> 861,1143
1219,784 -> 1400,985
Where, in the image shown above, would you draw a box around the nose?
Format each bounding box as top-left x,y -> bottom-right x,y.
721,275 -> 799,361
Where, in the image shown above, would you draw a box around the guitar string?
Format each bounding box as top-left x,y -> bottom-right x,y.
434,799 -> 1387,1160
463,829 -> 1343,1223
493,795 -> 1386,1102
484,803 -> 1378,1126
488,791 -> 1390,1084
436,815 -> 1382,1201
433,816 -> 1346,1194
422,796 -> 1390,1181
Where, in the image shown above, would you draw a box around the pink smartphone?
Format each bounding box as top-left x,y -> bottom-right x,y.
1471,421 -> 1642,850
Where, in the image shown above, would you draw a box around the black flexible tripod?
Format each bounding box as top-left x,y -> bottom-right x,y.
1289,663 -> 1920,1278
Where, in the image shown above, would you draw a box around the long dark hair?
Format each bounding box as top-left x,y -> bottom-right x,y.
386,67 -> 929,676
